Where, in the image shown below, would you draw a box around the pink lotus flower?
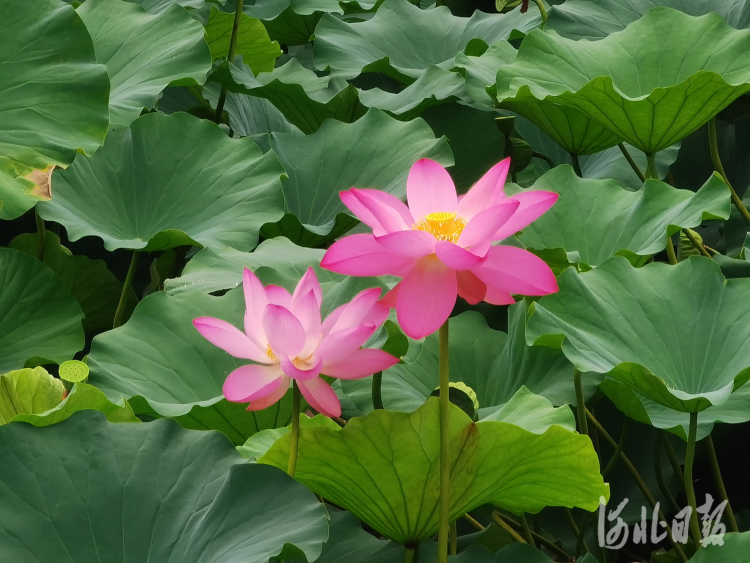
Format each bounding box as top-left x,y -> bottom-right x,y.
321,158 -> 559,339
193,268 -> 399,417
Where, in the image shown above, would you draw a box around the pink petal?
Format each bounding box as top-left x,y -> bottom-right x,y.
265,285 -> 292,308
456,270 -> 487,305
457,201 -> 520,247
323,348 -> 400,379
341,188 -> 413,235
380,282 -> 400,309
374,229 -> 436,258
321,234 -> 416,277
484,285 -> 516,305
297,377 -> 342,418
323,287 -> 387,334
246,375 -> 291,411
263,304 -> 306,358
492,191 -> 559,241
280,356 -> 323,381
407,159 -> 457,221
293,290 -> 322,357
396,256 -> 457,339
456,158 -> 511,219
243,268 -> 269,348
318,324 -> 378,364
292,267 -> 322,309
193,317 -> 268,362
435,240 -> 487,271
223,363 -> 284,402
473,245 -> 559,296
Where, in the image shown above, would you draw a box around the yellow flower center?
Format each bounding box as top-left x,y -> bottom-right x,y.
266,345 -> 276,361
413,211 -> 466,243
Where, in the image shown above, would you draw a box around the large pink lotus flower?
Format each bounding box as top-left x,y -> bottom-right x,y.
193,268 -> 398,418
321,158 -> 559,339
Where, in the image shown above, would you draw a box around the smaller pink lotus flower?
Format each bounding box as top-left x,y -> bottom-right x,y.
193,268 -> 398,418
321,158 -> 559,339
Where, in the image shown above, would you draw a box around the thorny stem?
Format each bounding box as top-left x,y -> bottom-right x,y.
618,143 -> 646,183
35,208 -> 46,261
708,117 -> 750,224
288,382 -> 301,477
519,514 -> 535,546
654,433 -> 681,515
531,0 -> 548,26
113,250 -> 140,328
586,408 -> 688,562
645,153 -> 658,179
684,412 -> 702,546
666,234 -> 678,265
491,511 -> 527,544
437,320 -> 451,563
570,153 -> 583,177
372,372 -> 384,409
491,512 -> 571,560
574,370 -> 588,436
213,0 -> 245,124
705,435 -> 739,533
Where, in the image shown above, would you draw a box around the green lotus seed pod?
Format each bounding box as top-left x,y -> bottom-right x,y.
59,360 -> 89,383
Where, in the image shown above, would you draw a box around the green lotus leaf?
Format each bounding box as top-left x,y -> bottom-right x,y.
0,0 -> 109,220
290,510 -> 405,563
496,8 -> 750,154
77,0 -> 211,129
1,366 -> 138,427
601,377 -> 750,442
129,0 -> 211,14
454,41 -> 517,108
87,287 -> 293,444
358,66 -> 471,120
204,7 -> 281,74
203,84 -> 302,136
0,411 -> 328,562
9,232 -> 137,332
478,387 -> 576,434
0,248 -> 84,372
37,112 -> 285,252
260,397 -> 608,543
244,0 -> 377,46
527,256 -> 750,412
208,58 -> 365,134
688,531 -> 750,562
90,271 -> 385,443
508,166 -> 731,267
547,0 -> 750,41
313,0 -> 540,82
260,109 -> 453,247
343,307 -> 599,415
164,237 -> 329,295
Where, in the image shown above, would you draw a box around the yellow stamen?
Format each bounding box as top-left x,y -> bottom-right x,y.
413,211 -> 466,243
266,345 -> 276,361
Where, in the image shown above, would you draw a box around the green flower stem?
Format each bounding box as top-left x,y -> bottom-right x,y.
288,382 -> 301,477
574,369 -> 588,435
645,153 -> 658,179
570,153 -> 583,177
213,0 -> 244,124
708,117 -> 750,224
705,435 -> 739,533
567,509 -> 589,555
684,412 -> 702,546
404,546 -> 416,563
618,143 -> 646,183
586,408 -> 688,563
519,514 -> 535,546
491,511 -> 527,544
463,514 -> 484,530
682,228 -> 712,258
602,418 -> 630,479
492,512 -> 571,560
34,208 -> 46,261
654,433 -> 681,515
372,371 -> 384,409
666,234 -> 678,265
531,0 -> 548,26
663,433 -> 686,489
449,521 -> 457,555
437,320 -> 451,563
113,250 -> 140,329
